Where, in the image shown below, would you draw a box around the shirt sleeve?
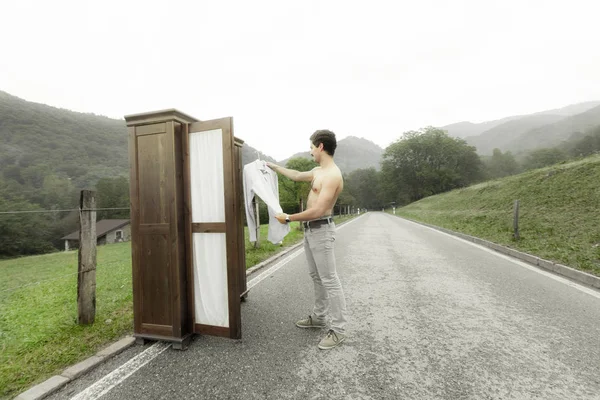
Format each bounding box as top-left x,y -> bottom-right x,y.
243,163 -> 258,242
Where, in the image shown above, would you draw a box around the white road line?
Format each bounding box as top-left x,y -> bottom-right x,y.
247,248 -> 305,289
69,342 -> 171,400
394,214 -> 600,300
68,214 -> 365,400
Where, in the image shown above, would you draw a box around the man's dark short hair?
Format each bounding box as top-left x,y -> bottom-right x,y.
310,130 -> 337,156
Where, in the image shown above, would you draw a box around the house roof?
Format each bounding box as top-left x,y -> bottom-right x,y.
61,219 -> 130,240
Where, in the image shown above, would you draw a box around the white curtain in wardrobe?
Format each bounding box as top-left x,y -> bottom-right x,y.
189,128 -> 229,328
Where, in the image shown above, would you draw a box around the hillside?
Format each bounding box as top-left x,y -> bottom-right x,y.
279,136 -> 383,173
442,116 -> 521,139
465,114 -> 565,155
396,154 -> 600,276
505,104 -> 600,153
0,91 -> 285,186
0,90 -> 129,188
241,143 -> 277,166
530,101 -> 600,117
443,101 -> 600,149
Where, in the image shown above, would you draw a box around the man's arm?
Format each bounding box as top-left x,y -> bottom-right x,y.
267,162 -> 315,182
284,177 -> 339,222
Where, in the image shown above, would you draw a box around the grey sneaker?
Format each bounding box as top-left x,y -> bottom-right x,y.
318,329 -> 346,350
296,316 -> 326,329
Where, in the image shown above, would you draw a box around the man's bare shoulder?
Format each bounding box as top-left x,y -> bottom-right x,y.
322,165 -> 343,181
310,166 -> 322,179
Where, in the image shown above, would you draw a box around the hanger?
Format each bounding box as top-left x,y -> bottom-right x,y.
255,150 -> 270,174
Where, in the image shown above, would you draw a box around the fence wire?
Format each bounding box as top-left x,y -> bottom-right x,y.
0,207 -> 130,215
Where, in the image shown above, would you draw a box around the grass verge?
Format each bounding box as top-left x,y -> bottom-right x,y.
387,155 -> 600,277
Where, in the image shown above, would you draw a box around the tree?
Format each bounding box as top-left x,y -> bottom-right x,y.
279,157 -> 318,213
2,165 -> 24,184
0,183 -> 55,257
522,148 -> 568,170
484,148 -> 520,179
567,125 -> 600,158
95,176 -> 130,219
381,127 -> 483,202
21,164 -> 49,189
336,186 -> 356,209
345,168 -> 381,209
38,174 -> 78,210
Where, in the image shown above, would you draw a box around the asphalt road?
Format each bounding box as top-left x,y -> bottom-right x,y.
48,212 -> 600,400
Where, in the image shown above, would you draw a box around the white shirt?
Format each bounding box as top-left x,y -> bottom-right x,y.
242,160 -> 290,244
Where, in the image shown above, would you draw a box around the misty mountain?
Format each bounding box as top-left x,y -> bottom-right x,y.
530,101 -> 600,117
444,101 -> 600,155
240,143 -> 277,166
464,114 -> 565,155
442,117 -> 522,139
504,104 -> 600,153
278,136 -> 384,174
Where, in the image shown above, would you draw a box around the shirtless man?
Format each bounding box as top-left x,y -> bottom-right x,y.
267,129 -> 347,350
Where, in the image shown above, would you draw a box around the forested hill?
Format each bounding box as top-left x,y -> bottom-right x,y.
0,91 -> 289,187
0,90 -> 129,188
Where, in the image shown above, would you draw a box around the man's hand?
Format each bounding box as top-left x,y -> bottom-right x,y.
275,213 -> 288,224
266,162 -> 279,170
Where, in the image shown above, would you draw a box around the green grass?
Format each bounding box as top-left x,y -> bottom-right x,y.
387,155 -> 600,277
244,222 -> 305,268
0,244 -> 133,400
0,214 -> 357,399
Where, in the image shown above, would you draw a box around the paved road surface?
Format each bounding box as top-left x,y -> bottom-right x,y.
48,212 -> 600,400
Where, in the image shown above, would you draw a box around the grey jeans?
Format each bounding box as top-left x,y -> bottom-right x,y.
303,221 -> 347,334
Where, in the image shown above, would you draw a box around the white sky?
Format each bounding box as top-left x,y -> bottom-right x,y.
1,0 -> 599,160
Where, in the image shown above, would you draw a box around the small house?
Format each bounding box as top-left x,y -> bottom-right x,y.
61,219 -> 131,251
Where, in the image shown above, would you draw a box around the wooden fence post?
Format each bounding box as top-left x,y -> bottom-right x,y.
78,190 -> 97,325
513,199 -> 520,241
